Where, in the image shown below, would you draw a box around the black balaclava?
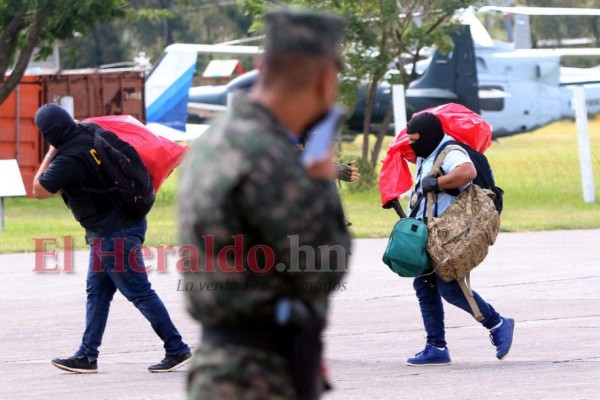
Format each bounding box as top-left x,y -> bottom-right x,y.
34,103 -> 78,148
406,112 -> 445,158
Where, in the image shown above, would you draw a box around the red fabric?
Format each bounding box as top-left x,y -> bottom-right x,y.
379,103 -> 492,206
83,115 -> 188,192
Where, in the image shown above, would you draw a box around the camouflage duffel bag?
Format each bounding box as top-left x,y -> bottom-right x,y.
425,184 -> 500,282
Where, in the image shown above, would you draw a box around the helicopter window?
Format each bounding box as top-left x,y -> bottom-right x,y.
479,85 -> 504,111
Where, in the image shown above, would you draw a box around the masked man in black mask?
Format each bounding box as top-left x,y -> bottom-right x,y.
404,112 -> 515,366
32,103 -> 191,374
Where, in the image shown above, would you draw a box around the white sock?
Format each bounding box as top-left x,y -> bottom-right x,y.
490,319 -> 503,331
434,346 -> 446,351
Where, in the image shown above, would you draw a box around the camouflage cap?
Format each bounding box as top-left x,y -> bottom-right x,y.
264,8 -> 345,63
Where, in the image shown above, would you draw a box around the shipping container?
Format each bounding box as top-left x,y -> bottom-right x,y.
0,76 -> 44,197
0,70 -> 145,196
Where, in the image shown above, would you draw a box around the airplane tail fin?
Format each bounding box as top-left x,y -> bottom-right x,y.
499,12 -> 546,49
145,46 -> 197,131
408,25 -> 480,116
513,14 -> 532,49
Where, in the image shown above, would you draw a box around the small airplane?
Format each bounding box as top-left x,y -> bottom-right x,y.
185,24 -> 480,134
144,43 -> 261,141
148,6 -> 600,139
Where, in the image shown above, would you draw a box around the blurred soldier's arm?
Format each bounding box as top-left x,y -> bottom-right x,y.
237,145 -> 351,298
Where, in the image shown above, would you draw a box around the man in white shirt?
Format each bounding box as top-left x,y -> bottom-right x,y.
404,112 -> 514,366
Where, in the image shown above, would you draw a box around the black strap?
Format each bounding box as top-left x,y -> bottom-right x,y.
409,193 -> 424,219
388,193 -> 426,220
390,199 -> 407,219
413,159 -> 430,220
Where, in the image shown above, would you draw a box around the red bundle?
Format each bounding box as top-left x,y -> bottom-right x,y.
379,103 -> 492,206
83,115 -> 188,192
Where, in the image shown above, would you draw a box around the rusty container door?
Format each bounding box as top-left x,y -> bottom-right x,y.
0,76 -> 44,196
43,70 -> 145,122
1,70 -> 145,197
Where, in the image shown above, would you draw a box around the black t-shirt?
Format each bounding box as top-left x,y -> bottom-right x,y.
39,152 -> 141,234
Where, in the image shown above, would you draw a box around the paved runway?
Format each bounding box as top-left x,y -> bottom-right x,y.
1,230 -> 599,399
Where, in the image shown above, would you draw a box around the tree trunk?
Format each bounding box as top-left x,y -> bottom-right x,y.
0,15 -> 25,80
0,15 -> 46,105
361,75 -> 379,162
371,105 -> 393,169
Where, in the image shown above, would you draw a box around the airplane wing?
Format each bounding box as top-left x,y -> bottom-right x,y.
187,102 -> 228,118
145,123 -> 209,142
405,88 -> 457,99
560,66 -> 600,86
163,43 -> 262,56
520,48 -> 600,58
479,6 -> 600,16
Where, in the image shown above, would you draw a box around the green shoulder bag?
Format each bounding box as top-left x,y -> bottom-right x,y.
382,197 -> 430,277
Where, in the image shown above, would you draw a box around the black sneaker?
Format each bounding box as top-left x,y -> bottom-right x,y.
148,352 -> 192,373
51,356 -> 98,373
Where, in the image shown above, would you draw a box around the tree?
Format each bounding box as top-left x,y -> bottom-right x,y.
0,0 -> 129,106
242,0 -> 476,187
59,1 -> 253,70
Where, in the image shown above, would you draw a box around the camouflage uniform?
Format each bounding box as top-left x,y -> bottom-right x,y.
178,9 -> 349,399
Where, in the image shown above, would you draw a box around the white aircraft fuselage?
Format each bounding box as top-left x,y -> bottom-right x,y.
475,42 -> 600,136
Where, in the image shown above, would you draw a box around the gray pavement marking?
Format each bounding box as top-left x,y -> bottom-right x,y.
1,230 -> 599,399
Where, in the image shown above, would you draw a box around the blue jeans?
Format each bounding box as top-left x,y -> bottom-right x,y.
413,275 -> 501,348
75,219 -> 190,359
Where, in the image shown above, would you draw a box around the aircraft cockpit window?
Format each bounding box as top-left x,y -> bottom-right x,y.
479,85 -> 505,111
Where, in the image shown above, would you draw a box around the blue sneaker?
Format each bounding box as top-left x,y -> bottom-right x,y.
490,317 -> 515,360
406,344 -> 451,366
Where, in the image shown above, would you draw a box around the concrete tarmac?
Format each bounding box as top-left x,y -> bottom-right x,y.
1,230 -> 599,399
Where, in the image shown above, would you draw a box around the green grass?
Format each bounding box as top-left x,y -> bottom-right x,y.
0,171 -> 181,254
343,119 -> 600,237
2,119 -> 600,252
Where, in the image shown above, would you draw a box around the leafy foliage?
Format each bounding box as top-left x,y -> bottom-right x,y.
60,1 -> 253,69
241,0 -> 478,189
0,0 -> 127,104
1,1 -> 253,104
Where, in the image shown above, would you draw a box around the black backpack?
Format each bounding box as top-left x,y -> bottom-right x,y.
435,140 -> 504,214
81,123 -> 155,218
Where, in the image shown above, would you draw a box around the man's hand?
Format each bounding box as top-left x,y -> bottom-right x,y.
337,160 -> 361,183
421,176 -> 439,193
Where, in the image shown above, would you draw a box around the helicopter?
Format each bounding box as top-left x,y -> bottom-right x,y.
148,6 -> 600,139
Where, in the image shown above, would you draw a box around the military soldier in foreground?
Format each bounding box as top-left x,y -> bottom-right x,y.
178,8 -> 351,400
